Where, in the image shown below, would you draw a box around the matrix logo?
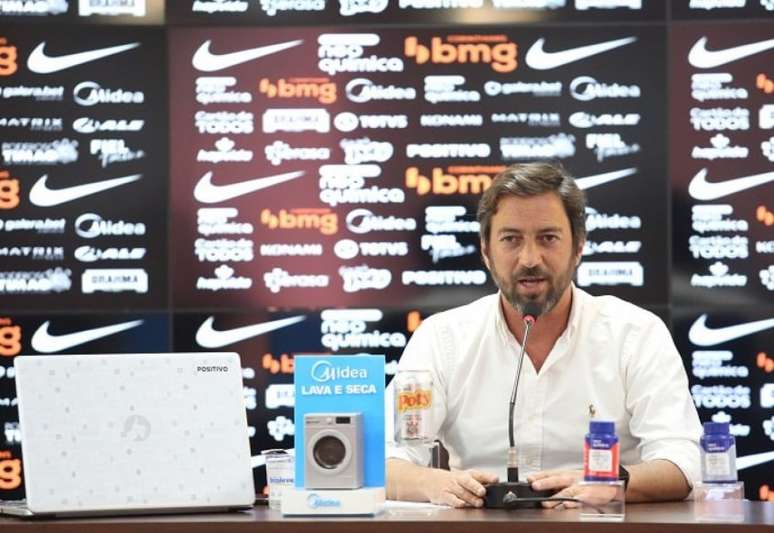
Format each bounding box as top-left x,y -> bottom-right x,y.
405,35 -> 517,73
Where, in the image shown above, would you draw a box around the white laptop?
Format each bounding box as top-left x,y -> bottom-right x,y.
0,352 -> 255,517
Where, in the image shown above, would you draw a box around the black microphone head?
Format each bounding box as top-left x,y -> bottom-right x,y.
521,302 -> 542,324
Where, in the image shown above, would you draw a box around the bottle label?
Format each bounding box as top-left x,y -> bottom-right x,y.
584,441 -> 619,480
704,452 -> 731,477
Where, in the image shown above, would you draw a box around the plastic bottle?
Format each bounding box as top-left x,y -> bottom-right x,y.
583,420 -> 619,482
700,422 -> 737,483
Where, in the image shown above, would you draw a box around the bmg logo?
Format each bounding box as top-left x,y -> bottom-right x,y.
0,38 -> 17,76
0,318 -> 21,357
405,35 -> 517,73
0,171 -> 20,210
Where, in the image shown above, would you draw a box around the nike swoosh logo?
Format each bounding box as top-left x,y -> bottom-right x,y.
525,36 -> 637,70
31,320 -> 144,353
30,174 -> 141,207
195,316 -> 306,349
192,39 -> 303,72
27,42 -> 140,74
688,314 -> 774,347
688,168 -> 774,201
576,168 -> 637,190
737,451 -> 774,471
194,170 -> 303,204
688,36 -> 774,69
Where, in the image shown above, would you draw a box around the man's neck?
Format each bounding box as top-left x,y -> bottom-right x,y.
501,286 -> 573,371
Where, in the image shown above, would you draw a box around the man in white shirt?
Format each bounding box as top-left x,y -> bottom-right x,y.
386,162 -> 701,508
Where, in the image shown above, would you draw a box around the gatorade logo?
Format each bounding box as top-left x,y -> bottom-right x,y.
404,35 -> 517,73
0,171 -> 20,210
258,77 -> 337,104
405,166 -> 502,195
398,390 -> 432,412
260,208 -> 338,235
0,38 -> 18,76
0,456 -> 21,490
0,318 -> 21,357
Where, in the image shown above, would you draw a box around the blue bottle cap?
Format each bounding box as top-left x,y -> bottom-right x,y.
703,421 -> 730,435
589,420 -> 615,434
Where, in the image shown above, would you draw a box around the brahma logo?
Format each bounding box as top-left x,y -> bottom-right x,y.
260,208 -> 338,235
405,35 -> 517,73
262,108 -> 329,133
0,170 -> 20,209
406,166 -> 501,195
0,318 -> 21,357
0,37 -> 17,76
81,268 -> 148,294
258,77 -> 336,104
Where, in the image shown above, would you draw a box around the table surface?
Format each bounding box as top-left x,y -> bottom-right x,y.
0,501 -> 773,532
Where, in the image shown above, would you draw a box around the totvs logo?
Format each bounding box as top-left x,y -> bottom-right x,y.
0,38 -> 17,76
0,318 -> 21,357
405,35 -> 517,73
0,171 -> 20,210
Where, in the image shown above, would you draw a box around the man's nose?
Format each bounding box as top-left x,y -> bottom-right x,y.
519,240 -> 541,268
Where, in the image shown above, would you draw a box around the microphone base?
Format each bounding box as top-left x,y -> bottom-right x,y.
484,481 -> 554,509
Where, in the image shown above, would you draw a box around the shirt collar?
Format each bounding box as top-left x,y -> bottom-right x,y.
493,283 -> 583,347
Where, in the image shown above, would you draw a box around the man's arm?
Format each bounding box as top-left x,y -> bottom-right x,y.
387,458 -> 498,508
528,459 -> 691,507
625,459 -> 691,502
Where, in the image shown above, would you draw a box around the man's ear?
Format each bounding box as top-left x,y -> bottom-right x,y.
574,240 -> 585,266
481,238 -> 491,270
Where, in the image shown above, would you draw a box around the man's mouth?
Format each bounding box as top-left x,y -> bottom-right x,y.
517,277 -> 546,290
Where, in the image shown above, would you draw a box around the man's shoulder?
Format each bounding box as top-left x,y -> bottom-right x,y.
577,287 -> 664,329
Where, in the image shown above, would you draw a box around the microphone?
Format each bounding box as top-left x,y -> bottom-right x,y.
484,302 -> 553,509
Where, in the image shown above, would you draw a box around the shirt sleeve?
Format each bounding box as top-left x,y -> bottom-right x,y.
623,315 -> 702,489
386,316 -> 449,467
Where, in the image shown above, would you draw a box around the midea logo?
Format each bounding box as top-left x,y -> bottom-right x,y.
197,365 -> 229,373
310,360 -> 367,383
306,493 -> 342,509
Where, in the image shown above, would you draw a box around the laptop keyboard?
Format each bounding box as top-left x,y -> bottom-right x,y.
0,500 -> 26,508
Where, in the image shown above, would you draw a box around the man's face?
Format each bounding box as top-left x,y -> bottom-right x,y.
481,192 -> 583,316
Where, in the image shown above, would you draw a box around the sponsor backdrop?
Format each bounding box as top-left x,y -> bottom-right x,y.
0,0 -> 772,501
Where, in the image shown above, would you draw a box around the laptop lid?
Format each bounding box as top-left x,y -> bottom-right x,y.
13,352 -> 254,515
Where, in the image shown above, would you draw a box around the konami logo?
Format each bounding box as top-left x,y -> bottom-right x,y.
258,77 -> 337,104
260,208 -> 338,235
405,165 -> 503,195
405,35 -> 517,73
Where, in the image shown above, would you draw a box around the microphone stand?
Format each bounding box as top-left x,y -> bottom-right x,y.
484,310 -> 553,509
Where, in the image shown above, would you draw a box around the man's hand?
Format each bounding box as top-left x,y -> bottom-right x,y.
426,469 -> 499,508
527,469 -> 584,509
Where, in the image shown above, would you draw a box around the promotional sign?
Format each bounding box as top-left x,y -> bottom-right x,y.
293,354 -> 385,489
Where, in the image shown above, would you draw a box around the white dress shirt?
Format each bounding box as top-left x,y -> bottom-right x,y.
387,285 -> 702,487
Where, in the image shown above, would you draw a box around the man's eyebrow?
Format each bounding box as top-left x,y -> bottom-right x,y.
496,226 -> 564,234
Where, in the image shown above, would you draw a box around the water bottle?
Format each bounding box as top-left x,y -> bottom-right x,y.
700,422 -> 737,483
583,420 -> 619,482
